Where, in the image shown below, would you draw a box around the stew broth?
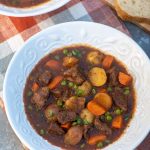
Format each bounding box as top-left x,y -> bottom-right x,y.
0,0 -> 49,8
23,45 -> 135,149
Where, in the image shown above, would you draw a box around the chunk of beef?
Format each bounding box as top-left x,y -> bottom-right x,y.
49,122 -> 65,135
64,65 -> 84,85
107,67 -> 118,86
62,89 -> 70,101
64,126 -> 83,145
51,86 -> 71,101
57,110 -> 77,124
83,125 -> 91,139
31,87 -> 50,109
65,96 -> 85,113
51,89 -> 62,98
38,70 -> 52,85
63,56 -> 79,67
61,87 -> 75,102
38,87 -> 50,98
112,88 -> 127,111
94,117 -> 112,135
44,104 -> 59,122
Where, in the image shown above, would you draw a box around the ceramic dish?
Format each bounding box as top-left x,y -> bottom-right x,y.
0,0 -> 70,17
3,21 -> 150,150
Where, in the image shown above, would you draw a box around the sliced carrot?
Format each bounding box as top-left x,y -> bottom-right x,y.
99,88 -> 107,93
48,76 -> 63,90
45,60 -> 60,70
61,123 -> 71,129
102,55 -> 114,69
112,115 -> 123,129
118,72 -> 132,86
88,134 -> 106,145
87,100 -> 106,116
32,82 -> 39,92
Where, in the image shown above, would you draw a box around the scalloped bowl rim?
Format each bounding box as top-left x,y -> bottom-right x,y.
3,21 -> 150,150
0,0 -> 70,17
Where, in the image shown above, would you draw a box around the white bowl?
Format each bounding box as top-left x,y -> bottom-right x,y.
0,0 -> 70,17
3,21 -> 150,150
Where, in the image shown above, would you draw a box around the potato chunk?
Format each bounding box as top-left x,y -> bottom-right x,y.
94,93 -> 112,110
88,67 -> 107,86
80,108 -> 95,124
87,51 -> 103,65
65,96 -> 85,113
63,56 -> 78,67
78,81 -> 92,96
44,104 -> 59,122
64,126 -> 83,145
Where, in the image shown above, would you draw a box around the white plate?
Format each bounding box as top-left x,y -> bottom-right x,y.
0,0 -> 70,17
3,22 -> 150,150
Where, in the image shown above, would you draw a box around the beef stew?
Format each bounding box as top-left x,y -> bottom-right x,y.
24,45 -> 135,149
0,0 -> 49,8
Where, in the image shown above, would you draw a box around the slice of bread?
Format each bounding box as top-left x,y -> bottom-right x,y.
115,0 -> 150,23
103,0 -> 150,33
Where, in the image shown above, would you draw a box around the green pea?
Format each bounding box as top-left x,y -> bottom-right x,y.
35,106 -> 40,112
63,49 -> 68,55
92,88 -> 96,94
124,114 -> 130,121
106,115 -> 113,122
124,87 -> 129,90
27,91 -> 33,97
83,119 -> 89,125
49,110 -> 54,117
61,80 -> 67,86
97,142 -> 104,148
68,82 -> 74,87
40,129 -> 45,135
73,84 -> 78,89
67,52 -> 73,57
104,140 -> 110,144
28,105 -> 32,110
105,112 -> 110,116
115,108 -> 122,115
57,100 -> 63,107
80,143 -> 85,148
100,115 -> 105,121
54,55 -> 60,60
107,87 -> 112,92
123,89 -> 130,95
76,51 -> 82,57
72,50 -> 78,56
72,122 -> 78,126
76,89 -> 84,96
76,117 -> 82,125
62,105 -> 66,109
125,117 -> 129,121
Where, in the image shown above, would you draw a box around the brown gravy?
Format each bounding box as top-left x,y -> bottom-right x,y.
23,45 -> 135,150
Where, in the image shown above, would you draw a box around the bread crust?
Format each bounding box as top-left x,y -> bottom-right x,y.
132,22 -> 150,34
